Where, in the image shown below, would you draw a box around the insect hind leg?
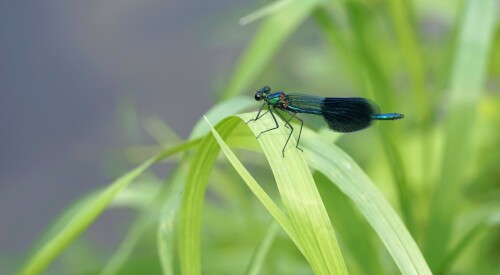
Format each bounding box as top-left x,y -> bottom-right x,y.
274,110 -> 301,157
283,112 -> 304,153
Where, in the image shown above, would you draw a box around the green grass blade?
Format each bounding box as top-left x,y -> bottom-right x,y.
377,129 -> 415,236
190,96 -> 255,139
314,172 -> 386,274
156,168 -> 187,275
101,219 -> 153,275
387,1 -> 429,123
97,98 -> 254,275
239,0 -> 294,25
20,138 -> 200,275
100,170 -> 183,275
182,114 -> 348,273
245,221 -> 280,275
312,7 -> 358,86
100,206 -> 155,275
204,117 -> 303,254
179,118 -> 240,275
301,129 -> 431,275
157,216 -> 175,275
220,0 -> 325,100
343,1 -> 394,107
436,198 -> 500,274
109,182 -> 159,209
436,223 -> 485,275
232,113 -> 347,274
141,116 -> 181,145
315,8 -> 415,238
180,116 -> 312,274
424,0 -> 497,270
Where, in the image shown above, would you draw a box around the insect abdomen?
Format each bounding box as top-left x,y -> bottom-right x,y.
371,113 -> 405,120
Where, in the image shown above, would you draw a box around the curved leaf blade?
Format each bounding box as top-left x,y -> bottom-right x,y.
20,139 -> 200,275
301,129 -> 431,275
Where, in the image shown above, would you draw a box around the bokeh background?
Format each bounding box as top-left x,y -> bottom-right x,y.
0,0 -> 258,273
2,0 -> 500,274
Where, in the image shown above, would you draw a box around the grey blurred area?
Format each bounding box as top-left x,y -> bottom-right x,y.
0,0 -> 255,270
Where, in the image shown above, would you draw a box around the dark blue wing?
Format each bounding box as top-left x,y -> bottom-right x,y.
321,97 -> 379,132
285,94 -> 380,133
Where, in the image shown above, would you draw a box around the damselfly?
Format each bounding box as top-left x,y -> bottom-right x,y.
248,86 -> 404,157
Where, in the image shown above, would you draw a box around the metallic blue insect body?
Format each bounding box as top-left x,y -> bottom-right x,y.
248,86 -> 404,157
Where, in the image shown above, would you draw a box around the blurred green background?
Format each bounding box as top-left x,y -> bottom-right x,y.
2,0 -> 500,274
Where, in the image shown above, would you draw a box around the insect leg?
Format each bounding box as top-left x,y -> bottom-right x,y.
247,103 -> 271,124
273,109 -> 293,157
291,115 -> 304,152
280,111 -> 304,153
255,104 -> 280,139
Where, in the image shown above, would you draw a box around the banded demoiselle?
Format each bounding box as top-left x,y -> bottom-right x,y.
248,86 -> 404,157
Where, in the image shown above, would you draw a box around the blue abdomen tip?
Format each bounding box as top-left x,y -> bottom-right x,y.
372,113 -> 404,120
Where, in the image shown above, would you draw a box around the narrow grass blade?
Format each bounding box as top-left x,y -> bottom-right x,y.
141,116 -> 181,145
20,138 -> 200,275
220,0 -> 325,100
179,118 -> 240,275
312,7 -> 358,86
234,113 -> 347,274
109,182 -> 159,209
180,116 -> 314,274
301,129 -> 431,275
100,206 -> 156,275
386,1 -> 434,228
436,223 -> 485,275
155,167 -> 187,275
437,200 -> 500,274
157,216 -> 175,275
204,117 -> 303,254
387,1 -> 429,123
100,169 -> 184,275
314,172 -> 386,274
377,128 -> 415,236
315,8 -> 415,238
190,96 -> 255,139
245,221 -> 280,275
424,0 -> 497,270
343,1 -> 394,107
239,0 -> 294,25
99,98 -> 254,275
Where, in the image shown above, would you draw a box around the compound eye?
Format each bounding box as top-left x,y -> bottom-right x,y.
255,93 -> 262,101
